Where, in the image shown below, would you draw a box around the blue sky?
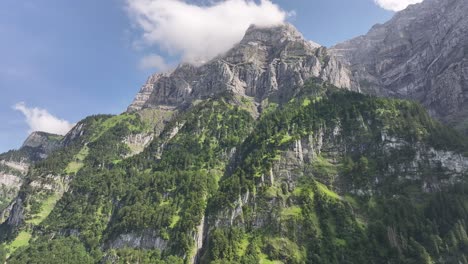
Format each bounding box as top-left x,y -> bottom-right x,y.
0,0 -> 399,152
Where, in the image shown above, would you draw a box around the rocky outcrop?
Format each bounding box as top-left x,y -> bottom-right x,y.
22,132 -> 60,149
190,216 -> 206,264
0,174 -> 22,190
128,23 -> 354,112
107,231 -> 168,250
331,0 -> 468,132
62,123 -> 86,146
0,160 -> 28,174
0,131 -> 63,164
5,197 -> 25,227
123,133 -> 154,157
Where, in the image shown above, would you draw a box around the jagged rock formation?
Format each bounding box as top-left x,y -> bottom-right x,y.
331,0 -> 468,133
128,23 -> 354,112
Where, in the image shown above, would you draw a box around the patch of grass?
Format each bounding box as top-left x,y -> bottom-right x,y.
170,215 -> 180,229
75,146 -> 89,160
237,236 -> 250,257
335,238 -> 347,247
262,102 -> 278,115
309,210 -> 321,235
265,185 -> 282,198
281,206 -> 302,219
316,181 -> 340,200
65,146 -> 89,174
6,231 -> 32,254
112,159 -> 122,165
90,114 -> 138,142
65,161 -> 84,174
312,156 -> 337,178
279,134 -> 293,145
291,187 -> 304,197
259,253 -> 283,264
26,193 -> 60,225
263,237 -> 305,263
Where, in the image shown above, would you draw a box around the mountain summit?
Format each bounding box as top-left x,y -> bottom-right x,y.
331,0 -> 468,133
128,23 -> 353,112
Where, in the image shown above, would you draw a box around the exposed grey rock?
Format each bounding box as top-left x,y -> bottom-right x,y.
0,173 -> 22,190
62,123 -> 85,146
6,197 -> 25,227
123,133 -> 154,157
190,215 -> 206,264
128,23 -> 354,112
107,230 -> 168,250
0,131 -> 62,164
22,131 -> 59,149
0,160 -> 28,174
331,0 -> 468,132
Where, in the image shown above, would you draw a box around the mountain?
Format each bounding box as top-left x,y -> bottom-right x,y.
1,3 -> 468,264
128,24 -> 354,113
331,0 -> 468,134
0,132 -> 62,221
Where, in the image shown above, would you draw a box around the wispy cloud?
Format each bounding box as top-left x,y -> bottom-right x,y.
14,102 -> 74,135
374,0 -> 424,11
126,0 -> 287,65
139,54 -> 171,71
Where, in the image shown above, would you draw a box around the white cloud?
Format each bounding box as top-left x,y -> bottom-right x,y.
14,102 -> 74,136
139,54 -> 171,71
126,0 -> 287,64
374,0 -> 424,11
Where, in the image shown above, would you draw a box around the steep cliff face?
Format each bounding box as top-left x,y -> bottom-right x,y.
0,132 -> 63,215
128,23 -> 354,112
201,89 -> 468,263
331,0 -> 468,133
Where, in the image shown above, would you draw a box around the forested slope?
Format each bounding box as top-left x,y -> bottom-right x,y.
1,80 -> 467,264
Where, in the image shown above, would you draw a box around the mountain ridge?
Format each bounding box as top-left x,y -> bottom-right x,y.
127,23 -> 354,113
1,1 -> 468,263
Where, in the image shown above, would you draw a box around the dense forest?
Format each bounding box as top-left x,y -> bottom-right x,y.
1,80 -> 467,263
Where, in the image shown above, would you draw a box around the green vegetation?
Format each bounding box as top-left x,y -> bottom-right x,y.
5,231 -> 31,254
8,237 -> 93,264
316,181 -> 340,200
26,193 -> 61,225
1,81 -> 468,263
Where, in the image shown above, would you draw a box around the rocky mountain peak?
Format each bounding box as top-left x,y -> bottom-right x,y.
16,131 -> 63,161
330,0 -> 468,133
241,23 -> 306,45
21,132 -> 57,149
128,23 -> 352,112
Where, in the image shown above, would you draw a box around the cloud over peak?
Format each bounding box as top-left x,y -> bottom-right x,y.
127,0 -> 287,66
139,53 -> 171,71
14,102 -> 74,136
374,0 -> 424,11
